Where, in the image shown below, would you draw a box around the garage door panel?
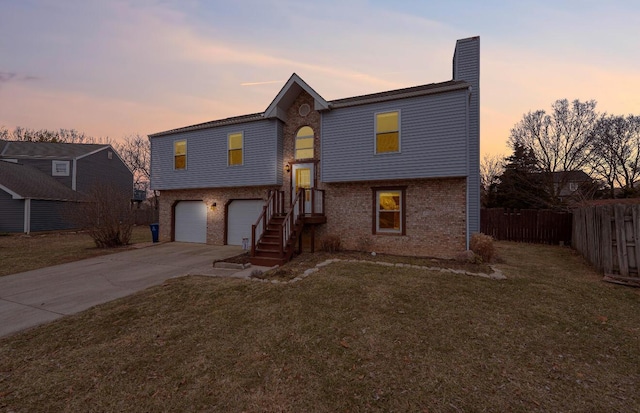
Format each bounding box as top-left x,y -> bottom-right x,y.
175,201 -> 207,243
227,200 -> 264,246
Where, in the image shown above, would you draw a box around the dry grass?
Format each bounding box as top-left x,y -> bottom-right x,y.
1,242 -> 639,412
0,226 -> 152,277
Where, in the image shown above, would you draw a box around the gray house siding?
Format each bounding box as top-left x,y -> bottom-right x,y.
30,200 -> 79,232
16,158 -> 74,188
453,37 -> 480,236
76,149 -> 133,196
0,191 -> 24,233
151,119 -> 280,190
275,120 -> 284,185
321,90 -> 469,183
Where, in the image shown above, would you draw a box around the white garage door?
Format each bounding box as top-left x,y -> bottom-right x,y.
227,200 -> 264,246
175,201 -> 207,243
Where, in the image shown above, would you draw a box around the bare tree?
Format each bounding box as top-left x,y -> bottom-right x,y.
480,153 -> 505,207
591,115 -> 640,197
480,153 -> 504,190
509,99 -> 600,203
114,134 -> 151,185
69,184 -> 134,247
0,126 -> 105,143
114,134 -> 159,216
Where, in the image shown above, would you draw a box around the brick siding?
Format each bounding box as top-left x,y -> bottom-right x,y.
158,186 -> 277,244
318,177 -> 467,258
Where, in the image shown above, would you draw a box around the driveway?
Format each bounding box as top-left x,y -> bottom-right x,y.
0,242 -> 244,338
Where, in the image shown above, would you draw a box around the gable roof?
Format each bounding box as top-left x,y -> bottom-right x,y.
0,140 -> 108,160
0,161 -> 82,201
329,80 -> 469,109
149,75 -> 470,138
549,170 -> 591,183
263,73 -> 330,121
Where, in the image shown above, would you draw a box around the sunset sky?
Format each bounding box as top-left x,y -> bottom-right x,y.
1,0 -> 639,157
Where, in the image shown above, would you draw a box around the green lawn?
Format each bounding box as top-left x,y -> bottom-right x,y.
0,241 -> 638,412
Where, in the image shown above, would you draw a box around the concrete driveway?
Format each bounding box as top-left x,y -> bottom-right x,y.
0,242 -> 244,338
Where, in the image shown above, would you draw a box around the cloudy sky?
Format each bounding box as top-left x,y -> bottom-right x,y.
1,0 -> 639,156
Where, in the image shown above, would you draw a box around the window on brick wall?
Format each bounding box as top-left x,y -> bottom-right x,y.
372,186 -> 406,235
295,126 -> 314,159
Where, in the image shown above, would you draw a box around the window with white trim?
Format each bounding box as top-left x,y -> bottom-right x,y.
52,160 -> 70,176
295,126 -> 314,159
375,111 -> 400,154
228,132 -> 243,166
373,187 -> 406,235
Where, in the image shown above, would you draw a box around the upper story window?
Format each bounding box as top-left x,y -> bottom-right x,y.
228,132 -> 243,166
375,111 -> 400,154
174,140 -> 186,170
52,160 -> 70,176
295,126 -> 314,160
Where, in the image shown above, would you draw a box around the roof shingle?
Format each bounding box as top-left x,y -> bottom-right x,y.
0,161 -> 82,201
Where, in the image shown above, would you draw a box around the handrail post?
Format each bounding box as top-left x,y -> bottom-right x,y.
251,224 -> 256,256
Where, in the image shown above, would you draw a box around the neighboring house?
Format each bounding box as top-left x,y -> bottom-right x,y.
149,37 -> 480,264
550,170 -> 592,201
0,140 -> 133,233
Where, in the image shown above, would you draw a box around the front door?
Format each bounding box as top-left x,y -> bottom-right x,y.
292,163 -> 314,213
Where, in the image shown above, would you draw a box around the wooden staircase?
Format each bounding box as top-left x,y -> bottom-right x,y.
250,214 -> 302,267
250,188 -> 325,267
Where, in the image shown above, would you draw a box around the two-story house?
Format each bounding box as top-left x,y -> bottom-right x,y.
149,37 -> 480,265
0,140 -> 133,233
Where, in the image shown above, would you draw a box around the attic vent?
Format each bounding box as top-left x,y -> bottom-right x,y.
52,160 -> 70,176
299,103 -> 310,117
108,151 -> 113,159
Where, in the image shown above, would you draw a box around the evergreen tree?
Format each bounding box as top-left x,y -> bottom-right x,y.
494,142 -> 549,208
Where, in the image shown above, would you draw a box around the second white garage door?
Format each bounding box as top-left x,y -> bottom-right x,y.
175,201 -> 207,243
227,200 -> 264,246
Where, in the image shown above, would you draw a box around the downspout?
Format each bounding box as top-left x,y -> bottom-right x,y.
72,158 -> 77,190
24,198 -> 31,234
465,87 -> 471,250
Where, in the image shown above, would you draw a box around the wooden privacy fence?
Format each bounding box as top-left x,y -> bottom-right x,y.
481,208 -> 572,245
573,204 -> 640,285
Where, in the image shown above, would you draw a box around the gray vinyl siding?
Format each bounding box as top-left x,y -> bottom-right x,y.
30,200 -> 80,231
275,120 -> 284,185
0,191 -> 24,232
151,119 -> 280,190
454,37 -> 480,236
76,149 -> 133,197
17,159 -> 73,189
321,90 -> 469,182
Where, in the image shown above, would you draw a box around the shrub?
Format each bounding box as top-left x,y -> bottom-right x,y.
319,234 -> 342,253
470,233 -> 495,263
69,184 -> 134,248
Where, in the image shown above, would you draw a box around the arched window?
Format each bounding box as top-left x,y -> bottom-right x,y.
295,126 -> 314,159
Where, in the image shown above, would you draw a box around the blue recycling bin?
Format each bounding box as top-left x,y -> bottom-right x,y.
149,223 -> 159,243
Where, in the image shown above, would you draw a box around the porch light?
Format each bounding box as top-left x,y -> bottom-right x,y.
285,163 -> 291,173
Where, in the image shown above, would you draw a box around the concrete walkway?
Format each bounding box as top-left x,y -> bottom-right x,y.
0,242 -> 248,338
